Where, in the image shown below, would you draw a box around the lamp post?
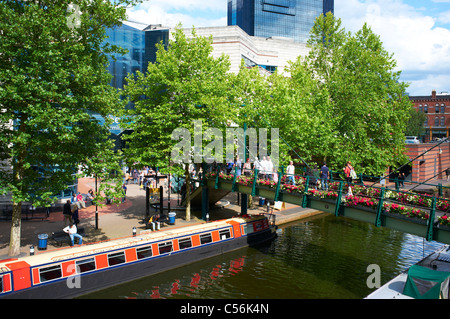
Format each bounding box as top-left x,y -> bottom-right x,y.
95,174 -> 98,230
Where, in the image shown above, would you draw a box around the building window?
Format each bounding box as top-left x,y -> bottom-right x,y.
424,104 -> 428,113
419,104 -> 423,112
435,117 -> 439,127
424,118 -> 428,126
436,103 -> 440,113
441,104 -> 445,114
441,117 -> 445,127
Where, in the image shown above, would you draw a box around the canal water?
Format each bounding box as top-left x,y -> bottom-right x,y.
78,213 -> 443,299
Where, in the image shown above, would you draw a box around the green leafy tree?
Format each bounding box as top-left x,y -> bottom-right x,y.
0,0 -> 140,256
122,26 -> 232,221
405,107 -> 427,138
304,12 -> 411,175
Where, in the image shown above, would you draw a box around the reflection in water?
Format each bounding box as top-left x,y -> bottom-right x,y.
79,214 -> 443,299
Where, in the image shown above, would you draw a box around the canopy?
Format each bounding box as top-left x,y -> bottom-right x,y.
403,265 -> 450,299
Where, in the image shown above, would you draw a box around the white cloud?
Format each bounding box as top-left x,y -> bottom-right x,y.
335,0 -> 450,95
126,0 -> 226,27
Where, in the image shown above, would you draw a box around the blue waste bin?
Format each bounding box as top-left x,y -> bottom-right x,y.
259,197 -> 265,206
169,212 -> 176,225
38,233 -> 48,250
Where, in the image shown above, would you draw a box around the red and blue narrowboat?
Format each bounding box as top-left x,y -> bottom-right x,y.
0,215 -> 276,299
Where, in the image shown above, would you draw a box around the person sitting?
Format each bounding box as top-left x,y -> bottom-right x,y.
63,222 -> 83,246
86,189 -> 95,203
145,213 -> 168,231
149,213 -> 161,231
76,192 -> 86,208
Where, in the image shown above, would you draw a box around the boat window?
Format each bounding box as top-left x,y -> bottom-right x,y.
158,241 -> 173,254
76,258 -> 96,273
178,238 -> 192,250
200,233 -> 212,244
0,276 -> 3,292
137,246 -> 153,259
108,252 -> 126,266
219,229 -> 231,240
39,265 -> 62,282
246,224 -> 254,235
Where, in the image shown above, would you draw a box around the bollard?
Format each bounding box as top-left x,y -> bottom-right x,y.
132,226 -> 136,237
30,245 -> 35,256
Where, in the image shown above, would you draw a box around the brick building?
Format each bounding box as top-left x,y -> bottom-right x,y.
410,90 -> 450,142
403,142 -> 450,183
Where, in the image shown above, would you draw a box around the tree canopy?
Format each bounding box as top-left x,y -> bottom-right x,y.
122,25 -> 232,220
0,0 -> 140,256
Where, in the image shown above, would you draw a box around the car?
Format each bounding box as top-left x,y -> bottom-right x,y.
405,136 -> 420,144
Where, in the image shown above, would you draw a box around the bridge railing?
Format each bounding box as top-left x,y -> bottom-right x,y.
199,163 -> 450,234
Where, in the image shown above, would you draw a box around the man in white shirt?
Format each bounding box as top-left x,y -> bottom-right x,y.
63,223 -> 83,246
254,157 -> 262,178
286,160 -> 295,186
266,156 -> 274,181
260,156 -> 268,179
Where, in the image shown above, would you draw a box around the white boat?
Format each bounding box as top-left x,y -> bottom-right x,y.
366,244 -> 450,299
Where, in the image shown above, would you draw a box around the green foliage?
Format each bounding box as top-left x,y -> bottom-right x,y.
0,0 -> 141,255
303,13 -> 411,175
405,107 -> 427,137
122,26 -> 232,175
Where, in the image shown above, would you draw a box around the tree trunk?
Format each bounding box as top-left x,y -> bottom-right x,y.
8,202 -> 22,257
185,165 -> 191,221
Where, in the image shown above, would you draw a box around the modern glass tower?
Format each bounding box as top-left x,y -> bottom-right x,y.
227,0 -> 334,43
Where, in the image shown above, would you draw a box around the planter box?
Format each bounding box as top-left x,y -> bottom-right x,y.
382,212 -> 428,238
237,184 -> 253,195
341,205 -> 377,224
309,197 -> 336,214
280,192 -> 304,206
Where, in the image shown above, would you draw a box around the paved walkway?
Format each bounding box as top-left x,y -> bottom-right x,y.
0,178 -> 322,259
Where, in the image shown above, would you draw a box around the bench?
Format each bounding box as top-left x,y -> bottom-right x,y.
51,227 -> 85,246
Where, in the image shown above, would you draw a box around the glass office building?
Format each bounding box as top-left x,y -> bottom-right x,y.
227,0 -> 334,43
97,22 -> 169,136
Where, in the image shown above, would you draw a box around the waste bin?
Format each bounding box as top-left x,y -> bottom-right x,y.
38,233 -> 48,250
259,197 -> 265,206
168,212 -> 176,225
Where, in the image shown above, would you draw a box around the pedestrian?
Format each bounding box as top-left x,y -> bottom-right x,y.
344,161 -> 354,196
243,158 -> 251,176
260,156 -> 268,179
266,156 -> 274,181
446,168 -> 450,181
286,160 -> 295,186
63,222 -> 83,246
320,163 -> 329,190
234,155 -> 242,176
122,183 -> 127,202
398,172 -> 405,188
63,199 -> 73,227
254,157 -> 263,178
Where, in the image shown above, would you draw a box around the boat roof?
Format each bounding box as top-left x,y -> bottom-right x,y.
366,244 -> 450,299
0,216 -> 262,270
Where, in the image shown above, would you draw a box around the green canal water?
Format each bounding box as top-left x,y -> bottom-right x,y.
79,213 -> 443,299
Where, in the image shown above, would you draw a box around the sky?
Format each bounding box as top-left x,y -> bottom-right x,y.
126,0 -> 450,96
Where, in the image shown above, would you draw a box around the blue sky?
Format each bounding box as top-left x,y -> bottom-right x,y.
126,0 -> 450,96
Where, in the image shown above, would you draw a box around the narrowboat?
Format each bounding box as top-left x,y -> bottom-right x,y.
365,244 -> 450,299
0,215 -> 276,299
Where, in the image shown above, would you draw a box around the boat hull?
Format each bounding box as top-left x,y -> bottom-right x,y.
2,225 -> 275,299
